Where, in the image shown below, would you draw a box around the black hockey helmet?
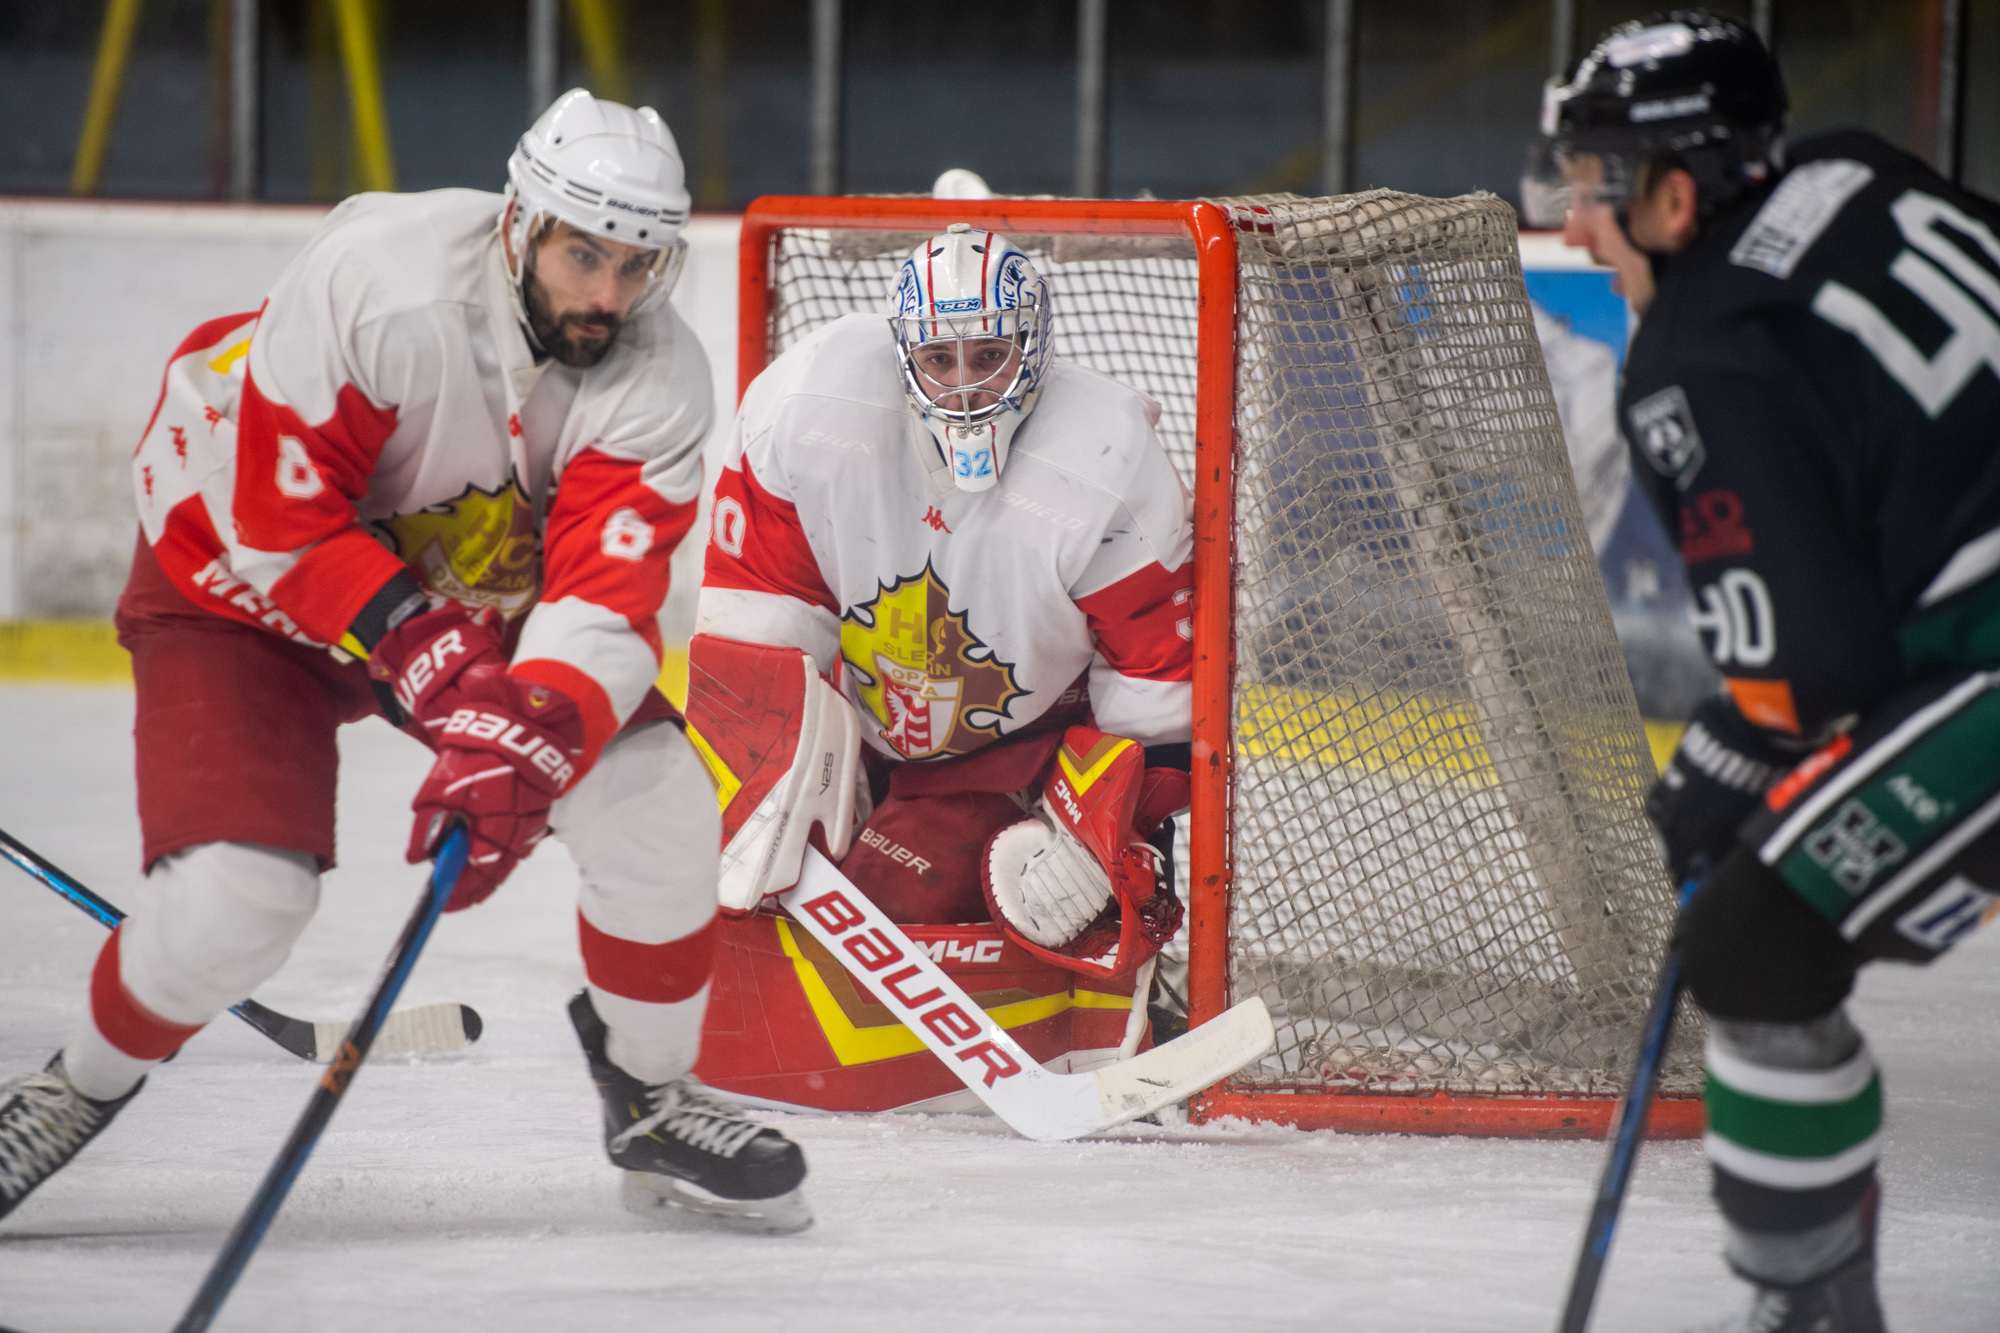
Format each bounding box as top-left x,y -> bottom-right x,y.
1543,10 -> 1786,220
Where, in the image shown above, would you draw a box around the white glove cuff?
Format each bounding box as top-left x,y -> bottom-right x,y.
985,813 -> 1114,947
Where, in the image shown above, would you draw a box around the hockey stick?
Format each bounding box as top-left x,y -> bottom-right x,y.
1555,875 -> 1705,1333
777,847 -> 1275,1141
171,826 -> 469,1333
0,826 -> 482,1063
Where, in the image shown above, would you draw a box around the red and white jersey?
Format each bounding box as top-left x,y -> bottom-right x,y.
699,312 -> 1192,761
131,188 -> 711,756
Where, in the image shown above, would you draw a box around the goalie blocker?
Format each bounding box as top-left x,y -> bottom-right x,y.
684,634 -> 1189,1113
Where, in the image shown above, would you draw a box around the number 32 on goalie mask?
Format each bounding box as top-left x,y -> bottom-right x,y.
889,225 -> 1053,493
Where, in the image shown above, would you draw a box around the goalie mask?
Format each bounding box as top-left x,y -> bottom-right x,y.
890,225 -> 1051,493
503,89 -> 691,350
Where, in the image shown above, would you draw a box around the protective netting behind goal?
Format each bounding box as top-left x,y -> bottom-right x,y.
759,191 -> 1702,1100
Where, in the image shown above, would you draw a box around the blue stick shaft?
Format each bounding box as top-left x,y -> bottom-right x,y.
0,830 -> 122,928
1,827 -> 312,1053
1555,877 -> 1702,1333
170,827 -> 469,1333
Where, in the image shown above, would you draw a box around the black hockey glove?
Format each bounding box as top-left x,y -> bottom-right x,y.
1645,694 -> 1798,885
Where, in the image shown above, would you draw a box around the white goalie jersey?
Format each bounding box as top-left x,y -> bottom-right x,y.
698,312 -> 1194,761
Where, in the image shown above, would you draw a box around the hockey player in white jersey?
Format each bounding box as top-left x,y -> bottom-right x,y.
0,91 -> 807,1233
683,226 -> 1195,1112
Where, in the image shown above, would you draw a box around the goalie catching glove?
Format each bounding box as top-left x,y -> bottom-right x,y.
684,634 -> 862,915
982,726 -> 1187,980
368,604 -> 588,909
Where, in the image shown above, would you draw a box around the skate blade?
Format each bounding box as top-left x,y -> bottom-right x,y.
619,1170 -> 813,1235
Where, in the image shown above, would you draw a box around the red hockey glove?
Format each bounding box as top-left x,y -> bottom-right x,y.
981,726 -> 1186,981
368,604 -> 587,909
406,669 -> 586,910
365,603 -> 505,732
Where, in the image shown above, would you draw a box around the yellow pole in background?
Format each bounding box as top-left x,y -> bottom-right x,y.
332,0 -> 397,192
569,0 -> 632,105
70,0 -> 146,195
696,0 -> 728,208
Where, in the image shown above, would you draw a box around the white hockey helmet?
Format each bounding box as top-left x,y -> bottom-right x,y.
503,89 -> 692,321
889,225 -> 1051,492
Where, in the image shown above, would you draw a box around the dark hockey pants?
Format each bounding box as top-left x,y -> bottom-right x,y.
1680,668 -> 2000,1281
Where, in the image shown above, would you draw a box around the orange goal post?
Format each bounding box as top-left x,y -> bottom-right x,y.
735,192 -> 1704,1139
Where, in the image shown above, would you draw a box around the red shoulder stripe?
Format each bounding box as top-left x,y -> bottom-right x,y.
702,456 -> 839,614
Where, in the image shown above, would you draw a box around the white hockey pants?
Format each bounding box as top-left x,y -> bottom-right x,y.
65,720 -> 719,1100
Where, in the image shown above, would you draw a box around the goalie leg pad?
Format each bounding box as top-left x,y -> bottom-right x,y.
685,634 -> 860,914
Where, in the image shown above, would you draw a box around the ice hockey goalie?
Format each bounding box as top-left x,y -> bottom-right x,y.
683,225 -> 1194,1113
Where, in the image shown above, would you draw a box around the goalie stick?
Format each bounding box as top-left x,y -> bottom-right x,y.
172,826 -> 470,1333
1556,875 -> 1704,1333
0,826 -> 482,1063
778,847 -> 1275,1141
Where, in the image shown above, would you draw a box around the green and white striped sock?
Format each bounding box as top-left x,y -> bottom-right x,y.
1704,1014 -> 1882,1284
1705,1032 -> 1881,1191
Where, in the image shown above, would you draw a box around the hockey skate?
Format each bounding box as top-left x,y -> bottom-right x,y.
0,1055 -> 142,1221
568,991 -> 810,1234
1688,1252 -> 1888,1333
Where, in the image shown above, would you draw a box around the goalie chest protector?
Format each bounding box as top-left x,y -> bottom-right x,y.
704,312 -> 1194,762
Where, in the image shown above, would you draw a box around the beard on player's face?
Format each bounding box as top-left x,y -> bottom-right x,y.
522,262 -> 624,369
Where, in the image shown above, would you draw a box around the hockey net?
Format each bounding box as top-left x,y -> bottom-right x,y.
738,192 -> 1703,1136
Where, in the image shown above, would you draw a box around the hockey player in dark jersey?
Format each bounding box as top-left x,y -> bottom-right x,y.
1547,11 -> 2000,1331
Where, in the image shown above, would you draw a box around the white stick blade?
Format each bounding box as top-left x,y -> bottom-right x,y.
312,1003 -> 478,1062
1089,996 -> 1274,1129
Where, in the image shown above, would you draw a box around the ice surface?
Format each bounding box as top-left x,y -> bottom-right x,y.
1,686 -> 1994,1332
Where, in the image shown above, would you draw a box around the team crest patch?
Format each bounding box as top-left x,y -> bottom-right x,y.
379,479 -> 541,618
1628,385 -> 1706,491
839,563 -> 1024,760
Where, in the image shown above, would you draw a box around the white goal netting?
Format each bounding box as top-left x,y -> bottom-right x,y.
759,191 -> 1702,1100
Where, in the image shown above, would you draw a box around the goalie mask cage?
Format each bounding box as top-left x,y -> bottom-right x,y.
737,192 -> 1704,1138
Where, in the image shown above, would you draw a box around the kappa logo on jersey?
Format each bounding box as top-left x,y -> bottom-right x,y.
1628,386 -> 1706,490
379,480 -> 541,619
839,562 -> 1025,760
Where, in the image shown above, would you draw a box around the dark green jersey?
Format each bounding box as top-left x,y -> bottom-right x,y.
1622,130 -> 2000,740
